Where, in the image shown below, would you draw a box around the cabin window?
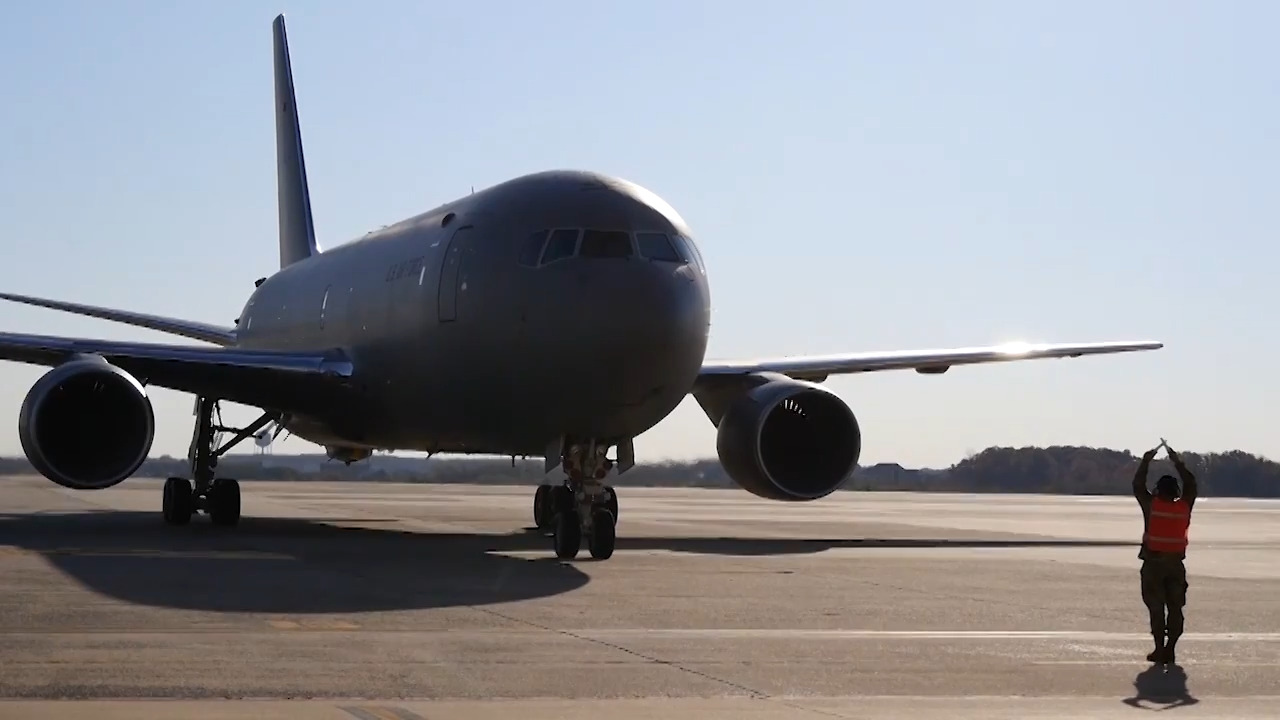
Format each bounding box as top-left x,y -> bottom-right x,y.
636,232 -> 682,262
579,229 -> 633,259
518,229 -> 548,267
540,228 -> 579,264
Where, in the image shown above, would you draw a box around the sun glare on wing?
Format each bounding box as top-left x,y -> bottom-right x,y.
993,342 -> 1038,356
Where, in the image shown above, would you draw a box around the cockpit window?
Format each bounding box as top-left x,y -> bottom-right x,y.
518,229 -> 548,267
636,232 -> 682,262
540,228 -> 579,264
671,233 -> 705,273
579,230 -> 633,259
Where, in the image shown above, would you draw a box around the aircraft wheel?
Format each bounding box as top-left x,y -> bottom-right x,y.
603,484 -> 618,523
534,484 -> 553,531
553,512 -> 581,559
162,477 -> 193,526
588,507 -> 616,560
550,484 -> 574,514
208,478 -> 241,527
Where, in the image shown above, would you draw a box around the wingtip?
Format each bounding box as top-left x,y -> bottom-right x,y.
1106,340 -> 1163,351
1117,340 -> 1163,351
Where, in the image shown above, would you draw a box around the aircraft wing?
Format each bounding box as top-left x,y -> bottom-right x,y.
0,330 -> 351,413
698,340 -> 1164,382
0,292 -> 237,346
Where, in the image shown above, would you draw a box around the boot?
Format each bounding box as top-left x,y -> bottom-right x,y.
1164,637 -> 1178,665
1146,634 -> 1165,663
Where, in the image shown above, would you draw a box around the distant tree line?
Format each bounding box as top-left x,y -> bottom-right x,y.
860,446 -> 1280,498
0,445 -> 1275,498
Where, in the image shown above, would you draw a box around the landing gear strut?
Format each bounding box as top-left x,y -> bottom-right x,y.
533,440 -> 621,560
161,396 -> 280,528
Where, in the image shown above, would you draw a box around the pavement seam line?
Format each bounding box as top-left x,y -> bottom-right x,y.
469,604 -> 770,699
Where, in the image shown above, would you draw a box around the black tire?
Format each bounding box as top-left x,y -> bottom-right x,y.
604,485 -> 618,523
162,477 -> 193,526
208,477 -> 241,527
588,507 -> 616,560
534,484 -> 553,531
553,512 -> 581,559
550,484 -> 574,515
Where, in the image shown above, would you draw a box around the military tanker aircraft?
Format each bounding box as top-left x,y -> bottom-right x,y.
0,15 -> 1162,560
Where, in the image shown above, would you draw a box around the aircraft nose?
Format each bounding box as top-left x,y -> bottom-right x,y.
612,262 -> 701,331
569,261 -> 708,403
602,262 -> 706,346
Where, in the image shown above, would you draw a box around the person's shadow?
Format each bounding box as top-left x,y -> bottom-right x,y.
1122,663 -> 1199,710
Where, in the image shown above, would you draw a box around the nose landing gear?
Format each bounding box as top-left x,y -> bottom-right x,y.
533,440 -> 622,560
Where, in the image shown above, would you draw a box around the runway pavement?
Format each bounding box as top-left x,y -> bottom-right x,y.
1,474 -> 1278,718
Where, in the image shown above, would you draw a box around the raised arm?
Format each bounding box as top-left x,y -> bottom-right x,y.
1166,445 -> 1198,510
1133,447 -> 1157,505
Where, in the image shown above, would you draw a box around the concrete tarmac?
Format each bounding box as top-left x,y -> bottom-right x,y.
1,475 -> 1278,718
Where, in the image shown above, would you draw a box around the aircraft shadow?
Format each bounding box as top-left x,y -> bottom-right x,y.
1122,663 -> 1199,710
0,511 -> 590,614
0,511 -> 1133,614
516,527 -> 1135,557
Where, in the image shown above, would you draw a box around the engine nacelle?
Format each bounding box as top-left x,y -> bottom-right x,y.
716,378 -> 861,501
18,357 -> 155,490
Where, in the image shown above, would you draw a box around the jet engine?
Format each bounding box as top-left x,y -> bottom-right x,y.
715,378 -> 861,501
18,357 -> 155,490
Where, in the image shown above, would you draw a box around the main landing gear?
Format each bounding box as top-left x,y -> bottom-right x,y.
532,441 -> 620,560
161,396 -> 280,528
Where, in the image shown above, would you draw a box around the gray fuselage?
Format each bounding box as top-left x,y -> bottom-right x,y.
234,170 -> 712,455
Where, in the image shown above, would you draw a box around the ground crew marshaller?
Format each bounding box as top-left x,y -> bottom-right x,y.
1132,439 -> 1197,664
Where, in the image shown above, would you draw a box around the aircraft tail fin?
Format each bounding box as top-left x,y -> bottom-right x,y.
272,14 -> 320,269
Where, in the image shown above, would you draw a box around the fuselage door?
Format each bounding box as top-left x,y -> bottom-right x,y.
438,226 -> 473,323
319,285 -> 331,331
320,282 -> 350,341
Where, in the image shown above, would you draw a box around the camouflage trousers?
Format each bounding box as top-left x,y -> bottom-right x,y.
1141,556 -> 1188,641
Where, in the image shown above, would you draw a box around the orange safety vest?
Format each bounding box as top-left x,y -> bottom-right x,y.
1144,497 -> 1191,554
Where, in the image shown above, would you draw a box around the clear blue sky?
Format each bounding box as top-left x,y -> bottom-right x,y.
0,1 -> 1275,468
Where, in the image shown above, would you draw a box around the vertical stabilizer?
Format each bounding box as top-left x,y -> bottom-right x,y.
272,14 -> 320,268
